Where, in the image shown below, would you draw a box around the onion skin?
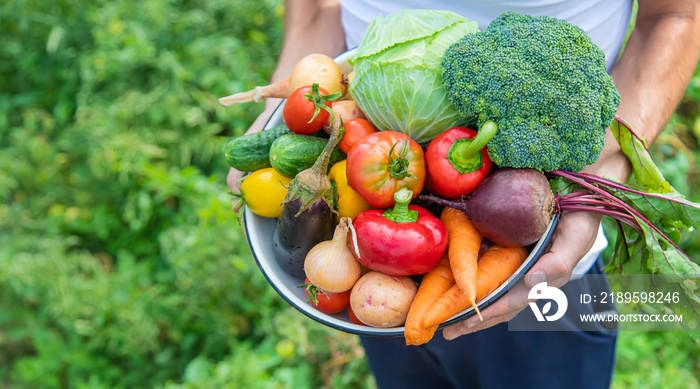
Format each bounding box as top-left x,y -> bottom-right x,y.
289,54 -> 346,97
340,71 -> 355,101
304,218 -> 361,293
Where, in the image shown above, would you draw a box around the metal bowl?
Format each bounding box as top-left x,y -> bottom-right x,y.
242,48 -> 559,337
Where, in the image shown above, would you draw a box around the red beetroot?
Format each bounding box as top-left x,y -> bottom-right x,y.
420,168 -> 555,247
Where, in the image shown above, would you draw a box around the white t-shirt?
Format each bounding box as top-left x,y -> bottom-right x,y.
339,0 -> 633,71
337,0 -> 633,276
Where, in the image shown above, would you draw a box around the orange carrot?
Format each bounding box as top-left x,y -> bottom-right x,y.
475,245 -> 528,300
404,254 -> 455,346
422,244 -> 528,328
440,207 -> 483,320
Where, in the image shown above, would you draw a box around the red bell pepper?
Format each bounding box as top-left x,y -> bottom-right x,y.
425,125 -> 494,198
349,188 -> 448,276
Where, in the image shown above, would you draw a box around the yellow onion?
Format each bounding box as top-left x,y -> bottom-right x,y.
340,71 -> 355,100
304,217 -> 361,293
288,54 -> 346,97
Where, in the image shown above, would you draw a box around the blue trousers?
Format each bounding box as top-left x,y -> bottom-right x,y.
360,257 -> 617,389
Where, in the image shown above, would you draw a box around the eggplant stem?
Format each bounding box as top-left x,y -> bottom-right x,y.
283,123 -> 342,216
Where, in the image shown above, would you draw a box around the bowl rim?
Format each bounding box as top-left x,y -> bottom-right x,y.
241,47 -> 560,337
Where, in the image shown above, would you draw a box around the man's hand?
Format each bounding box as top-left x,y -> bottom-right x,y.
226,99 -> 282,204
443,211 -> 602,340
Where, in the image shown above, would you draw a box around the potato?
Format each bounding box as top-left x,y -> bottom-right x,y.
349,271 -> 418,328
323,100 -> 365,133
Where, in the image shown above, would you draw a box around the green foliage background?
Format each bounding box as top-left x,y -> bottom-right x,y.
1,1 -> 699,388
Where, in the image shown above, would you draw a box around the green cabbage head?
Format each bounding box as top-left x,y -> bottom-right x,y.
349,9 -> 478,145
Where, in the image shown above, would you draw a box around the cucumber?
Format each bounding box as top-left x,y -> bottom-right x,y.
224,125 -> 292,171
269,134 -> 346,178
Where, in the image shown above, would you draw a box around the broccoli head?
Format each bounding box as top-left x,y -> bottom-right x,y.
441,12 -> 620,172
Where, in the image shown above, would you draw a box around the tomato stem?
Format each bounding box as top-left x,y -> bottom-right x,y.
387,139 -> 416,180
299,282 -> 321,304
304,83 -> 342,125
231,192 -> 244,211
231,176 -> 247,213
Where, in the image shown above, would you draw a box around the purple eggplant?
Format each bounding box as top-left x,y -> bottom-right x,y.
272,115 -> 342,278
272,197 -> 333,278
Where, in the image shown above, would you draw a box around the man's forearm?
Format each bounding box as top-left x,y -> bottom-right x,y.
262,0 -> 346,112
586,0 -> 700,181
273,0 -> 346,81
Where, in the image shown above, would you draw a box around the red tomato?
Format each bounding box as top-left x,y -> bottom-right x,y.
346,131 -> 426,208
425,127 -> 493,198
348,304 -> 364,326
338,118 -> 376,154
303,278 -> 351,314
283,85 -> 334,134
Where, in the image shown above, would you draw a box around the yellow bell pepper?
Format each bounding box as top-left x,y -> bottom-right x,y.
239,167 -> 292,218
329,160 -> 372,219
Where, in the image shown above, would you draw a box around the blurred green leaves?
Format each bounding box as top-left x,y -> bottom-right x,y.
0,0 -> 375,387
0,0 -> 366,387
613,331 -> 700,389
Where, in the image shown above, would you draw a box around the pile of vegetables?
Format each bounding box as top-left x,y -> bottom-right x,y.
220,9 -> 700,344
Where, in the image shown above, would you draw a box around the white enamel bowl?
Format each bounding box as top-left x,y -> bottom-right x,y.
242,49 -> 558,337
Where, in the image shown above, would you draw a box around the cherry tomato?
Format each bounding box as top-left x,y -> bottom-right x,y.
425,127 -> 493,198
283,84 -> 334,135
346,131 -> 426,208
348,304 -> 364,326
338,118 -> 376,154
302,278 -> 351,314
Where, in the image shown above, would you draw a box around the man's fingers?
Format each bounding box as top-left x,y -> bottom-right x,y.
225,101 -> 281,197
443,306 -> 524,339
524,252 -> 572,289
524,211 -> 601,289
443,281 -> 531,340
227,168 -> 244,193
